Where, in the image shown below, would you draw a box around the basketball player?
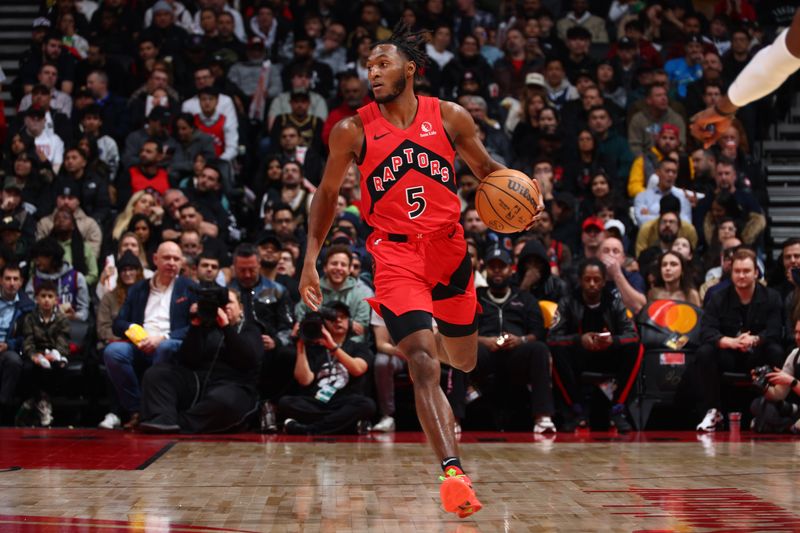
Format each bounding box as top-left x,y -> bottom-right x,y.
299,26 -> 537,518
691,9 -> 800,146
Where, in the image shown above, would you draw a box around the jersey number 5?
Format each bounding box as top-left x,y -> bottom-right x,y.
406,186 -> 426,219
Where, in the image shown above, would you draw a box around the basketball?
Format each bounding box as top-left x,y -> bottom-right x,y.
475,169 -> 544,233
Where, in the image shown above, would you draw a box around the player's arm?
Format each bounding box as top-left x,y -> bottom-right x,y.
691,8 -> 800,146
299,116 -> 362,310
440,100 -> 505,180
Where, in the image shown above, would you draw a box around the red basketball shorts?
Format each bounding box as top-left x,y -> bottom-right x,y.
366,223 -> 479,337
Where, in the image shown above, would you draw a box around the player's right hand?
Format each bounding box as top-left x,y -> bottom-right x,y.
689,106 -> 733,148
299,265 -> 322,311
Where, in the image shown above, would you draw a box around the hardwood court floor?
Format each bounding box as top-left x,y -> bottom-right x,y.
1,429 -> 800,532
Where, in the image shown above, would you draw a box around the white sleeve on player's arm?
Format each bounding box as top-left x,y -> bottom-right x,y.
728,29 -> 800,107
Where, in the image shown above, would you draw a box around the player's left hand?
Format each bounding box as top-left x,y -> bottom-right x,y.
690,106 -> 734,148
299,265 -> 322,311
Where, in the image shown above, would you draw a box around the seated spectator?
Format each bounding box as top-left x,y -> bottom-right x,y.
48,207 -> 98,286
780,238 -> 800,349
664,34 -> 704,99
548,259 -> 640,432
475,248 -> 555,433
1,179 -> 37,252
695,249 -> 784,431
86,70 -> 130,144
103,241 -> 196,429
0,264 -> 34,425
635,195 -> 698,258
193,87 -> 238,162
574,215 -> 606,262
751,319 -> 800,433
269,87 -> 323,152
561,129 -> 616,197
56,146 -> 111,228
121,106 -> 177,171
18,64 -> 73,117
25,237 -> 90,322
577,173 -> 631,231
22,107 -> 64,174
701,216 -> 738,274
531,207 -> 572,277
556,0 -> 609,44
169,113 -> 217,185
295,244 -> 371,343
515,239 -> 569,302
627,123 -> 693,198
117,139 -> 170,208
182,161 -> 238,242
111,190 -> 163,245
259,163 -> 314,230
322,73 -> 369,147
715,125 -> 766,199
543,57 -> 579,110
695,159 -> 766,248
129,214 -> 161,261
267,65 -> 328,130
17,280 -> 70,427
9,148 -> 56,218
268,126 -> 324,186
670,236 -> 704,288
139,288 -> 261,433
14,83 -> 73,145
647,251 -> 701,306
228,243 -> 295,418
280,301 -> 375,435
96,250 -> 145,429
35,183 -> 102,260
627,84 -> 686,157
492,26 -> 542,100
588,105 -> 633,186
175,203 -> 229,265
633,159 -> 692,226
78,105 -> 119,182
551,192 -> 580,254
255,233 -> 299,303
598,236 -> 646,313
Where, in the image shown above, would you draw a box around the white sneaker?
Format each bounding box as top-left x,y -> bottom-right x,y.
371,415 -> 396,432
98,412 -> 121,430
696,408 -> 723,432
534,416 -> 557,434
36,398 -> 53,427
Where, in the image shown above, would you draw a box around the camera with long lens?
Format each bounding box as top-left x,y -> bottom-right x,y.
190,283 -> 229,326
299,308 -> 337,341
752,365 -> 773,392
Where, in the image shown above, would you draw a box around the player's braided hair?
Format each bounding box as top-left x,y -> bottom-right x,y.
371,22 -> 430,77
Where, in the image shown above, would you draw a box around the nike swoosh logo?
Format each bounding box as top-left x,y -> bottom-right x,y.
373,133 -> 390,140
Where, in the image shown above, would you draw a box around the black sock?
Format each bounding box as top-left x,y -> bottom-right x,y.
441,457 -> 463,474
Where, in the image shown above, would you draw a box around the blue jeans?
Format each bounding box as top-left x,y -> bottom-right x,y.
103,339 -> 182,414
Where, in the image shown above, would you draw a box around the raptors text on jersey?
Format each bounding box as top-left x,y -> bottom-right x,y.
356,96 -> 460,235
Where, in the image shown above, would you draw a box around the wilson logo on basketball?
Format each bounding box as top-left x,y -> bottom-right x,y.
419,121 -> 437,137
507,178 -> 536,205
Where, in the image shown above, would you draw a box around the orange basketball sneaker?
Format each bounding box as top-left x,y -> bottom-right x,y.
439,467 -> 483,518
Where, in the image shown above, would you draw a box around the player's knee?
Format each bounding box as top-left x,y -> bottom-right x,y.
406,350 -> 439,385
451,357 -> 476,373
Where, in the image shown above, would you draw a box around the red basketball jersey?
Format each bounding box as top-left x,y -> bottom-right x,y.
356,96 -> 459,234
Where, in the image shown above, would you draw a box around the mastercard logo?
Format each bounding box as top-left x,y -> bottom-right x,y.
647,300 -> 698,335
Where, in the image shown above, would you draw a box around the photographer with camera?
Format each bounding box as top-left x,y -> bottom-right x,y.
280,301 -> 375,435
104,242 -> 197,429
695,248 -> 784,431
138,288 -> 262,433
750,319 -> 800,433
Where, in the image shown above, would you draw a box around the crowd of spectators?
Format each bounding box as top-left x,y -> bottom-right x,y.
0,0 -> 798,434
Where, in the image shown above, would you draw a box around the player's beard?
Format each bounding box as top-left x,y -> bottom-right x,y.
374,75 -> 407,104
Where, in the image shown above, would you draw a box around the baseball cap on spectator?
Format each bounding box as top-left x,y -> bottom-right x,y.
566,26 -> 592,41
582,216 -> 605,232
618,36 -> 636,50
57,181 -> 79,198
147,106 -> 171,124
152,0 -> 172,13
117,250 -> 143,271
659,123 -> 680,138
32,17 -> 51,29
485,247 -> 512,265
25,106 -> 45,119
324,300 -> 351,318
198,86 -> 220,98
3,177 -> 23,192
659,193 -> 681,215
187,34 -> 205,50
685,33 -> 702,45
525,72 -> 546,88
574,69 -> 595,84
247,36 -> 265,49
553,191 -> 576,209
290,87 -> 310,100
257,232 -> 282,249
0,216 -> 21,233
605,219 -> 626,237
